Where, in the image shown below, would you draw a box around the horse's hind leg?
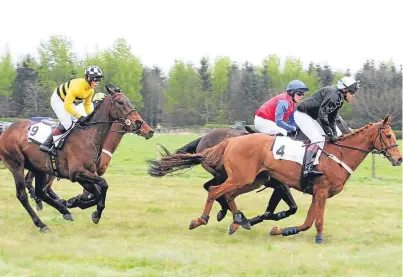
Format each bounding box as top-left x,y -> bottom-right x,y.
189,178 -> 246,230
34,172 -> 73,221
25,171 -> 43,211
224,182 -> 264,234
11,167 -> 48,232
203,177 -> 229,222
249,180 -> 298,226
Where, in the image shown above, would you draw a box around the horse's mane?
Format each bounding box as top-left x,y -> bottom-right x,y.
85,96 -> 109,123
337,122 -> 376,141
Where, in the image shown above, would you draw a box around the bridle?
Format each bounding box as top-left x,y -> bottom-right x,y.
82,92 -> 144,134
333,124 -> 399,159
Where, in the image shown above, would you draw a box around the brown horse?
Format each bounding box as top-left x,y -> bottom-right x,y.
0,84 -> 154,232
24,122 -> 130,211
148,115 -> 401,243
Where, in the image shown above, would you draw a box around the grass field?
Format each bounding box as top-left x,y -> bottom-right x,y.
0,134 -> 401,277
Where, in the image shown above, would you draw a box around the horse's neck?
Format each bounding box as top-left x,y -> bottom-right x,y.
331,126 -> 376,171
103,123 -> 125,153
84,98 -> 114,158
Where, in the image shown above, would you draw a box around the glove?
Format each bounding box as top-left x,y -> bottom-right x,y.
287,130 -> 297,137
77,116 -> 88,126
328,134 -> 338,143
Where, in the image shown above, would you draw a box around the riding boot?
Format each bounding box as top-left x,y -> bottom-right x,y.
39,133 -> 56,156
301,147 -> 324,192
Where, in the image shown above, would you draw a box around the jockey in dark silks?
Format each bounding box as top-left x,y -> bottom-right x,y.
294,76 -> 360,191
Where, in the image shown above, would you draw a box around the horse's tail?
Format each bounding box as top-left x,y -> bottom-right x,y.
155,136 -> 202,158
148,139 -> 229,177
175,136 -> 202,154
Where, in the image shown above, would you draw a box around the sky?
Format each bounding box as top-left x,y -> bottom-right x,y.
1,0 -> 402,75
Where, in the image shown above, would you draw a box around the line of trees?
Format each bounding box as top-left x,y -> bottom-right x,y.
0,36 -> 401,129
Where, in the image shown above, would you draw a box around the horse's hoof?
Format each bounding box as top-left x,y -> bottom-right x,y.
92,212 -> 100,224
241,217 -> 252,230
315,235 -> 323,244
189,220 -> 197,230
217,209 -> 227,222
36,202 -> 43,211
269,226 -> 281,236
40,226 -> 50,233
63,213 -> 74,221
228,223 -> 240,235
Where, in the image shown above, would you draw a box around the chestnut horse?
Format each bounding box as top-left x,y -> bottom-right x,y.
153,115 -> 352,229
0,84 -> 154,232
148,115 -> 401,243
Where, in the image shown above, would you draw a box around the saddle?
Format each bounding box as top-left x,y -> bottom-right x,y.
27,119 -> 75,151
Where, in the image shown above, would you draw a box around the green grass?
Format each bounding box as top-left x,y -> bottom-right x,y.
0,135 -> 401,277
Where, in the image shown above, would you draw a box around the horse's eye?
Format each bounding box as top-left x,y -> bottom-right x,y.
117,100 -> 124,105
386,134 -> 391,138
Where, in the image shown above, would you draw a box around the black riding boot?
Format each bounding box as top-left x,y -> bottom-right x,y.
301,146 -> 324,192
39,133 -> 55,156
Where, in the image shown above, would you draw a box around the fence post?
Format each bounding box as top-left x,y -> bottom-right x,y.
371,153 -> 376,178
156,144 -> 161,161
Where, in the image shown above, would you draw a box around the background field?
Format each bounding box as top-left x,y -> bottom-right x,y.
0,134 -> 401,277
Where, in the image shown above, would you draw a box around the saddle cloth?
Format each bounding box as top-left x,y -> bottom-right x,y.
272,136 -> 321,165
27,122 -> 63,148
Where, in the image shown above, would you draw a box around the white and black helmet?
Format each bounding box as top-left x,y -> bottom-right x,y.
337,76 -> 360,93
85,66 -> 103,82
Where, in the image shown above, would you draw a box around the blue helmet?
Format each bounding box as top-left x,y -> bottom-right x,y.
286,80 -> 309,96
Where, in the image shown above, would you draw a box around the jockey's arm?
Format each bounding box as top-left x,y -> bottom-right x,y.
328,114 -> 338,135
83,90 -> 94,115
318,94 -> 338,136
275,100 -> 297,132
64,87 -> 84,118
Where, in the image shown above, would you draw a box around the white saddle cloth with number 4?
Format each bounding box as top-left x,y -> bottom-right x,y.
272,136 -> 320,166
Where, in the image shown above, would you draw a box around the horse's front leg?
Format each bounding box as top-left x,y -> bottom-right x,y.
65,188 -> 98,209
75,170 -> 108,224
270,188 -> 328,244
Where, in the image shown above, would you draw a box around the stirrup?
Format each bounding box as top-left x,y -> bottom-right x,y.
309,170 -> 324,178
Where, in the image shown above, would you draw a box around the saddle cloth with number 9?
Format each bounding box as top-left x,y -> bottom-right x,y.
27,122 -> 62,148
272,136 -> 320,166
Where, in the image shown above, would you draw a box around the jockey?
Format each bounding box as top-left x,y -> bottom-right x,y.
254,80 -> 309,136
294,76 -> 360,190
39,66 -> 104,155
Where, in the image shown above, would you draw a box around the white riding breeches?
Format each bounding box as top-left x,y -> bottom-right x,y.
50,91 -> 78,130
254,115 -> 287,136
294,111 -> 326,149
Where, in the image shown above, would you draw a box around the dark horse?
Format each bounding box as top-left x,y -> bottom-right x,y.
148,115 -> 401,243
0,84 -> 154,232
24,121 -> 134,211
153,115 -> 352,230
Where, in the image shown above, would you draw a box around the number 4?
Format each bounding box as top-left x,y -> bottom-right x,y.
276,145 -> 285,156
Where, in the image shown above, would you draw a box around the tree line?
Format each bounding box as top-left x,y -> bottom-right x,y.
0,36 -> 401,130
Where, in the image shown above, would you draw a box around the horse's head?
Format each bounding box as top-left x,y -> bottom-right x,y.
105,84 -> 154,139
373,115 -> 402,166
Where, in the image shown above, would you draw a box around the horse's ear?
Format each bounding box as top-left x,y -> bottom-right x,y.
383,115 -> 392,126
105,84 -> 116,96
